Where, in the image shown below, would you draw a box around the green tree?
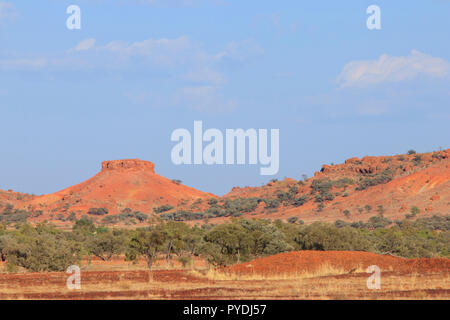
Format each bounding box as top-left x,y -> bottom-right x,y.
125,226 -> 167,270
87,229 -> 125,261
2,223 -> 80,271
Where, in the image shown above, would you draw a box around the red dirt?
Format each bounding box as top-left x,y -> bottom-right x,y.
225,251 -> 450,275
0,264 -> 448,299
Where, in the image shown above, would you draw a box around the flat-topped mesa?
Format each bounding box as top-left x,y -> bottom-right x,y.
101,159 -> 155,173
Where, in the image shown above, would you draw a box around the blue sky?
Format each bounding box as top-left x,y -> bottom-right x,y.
0,0 -> 449,196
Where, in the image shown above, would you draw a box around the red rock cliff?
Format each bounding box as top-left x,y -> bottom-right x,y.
101,159 -> 155,173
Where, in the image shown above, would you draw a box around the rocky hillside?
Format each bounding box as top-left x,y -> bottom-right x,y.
221,149 -> 449,223
0,159 -> 214,225
0,149 -> 448,226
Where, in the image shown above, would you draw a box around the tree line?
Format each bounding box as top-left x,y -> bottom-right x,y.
0,215 -> 448,272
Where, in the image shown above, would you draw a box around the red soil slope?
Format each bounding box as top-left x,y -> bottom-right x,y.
14,159 -> 215,221
226,251 -> 450,275
0,149 -> 449,225
220,149 -> 450,223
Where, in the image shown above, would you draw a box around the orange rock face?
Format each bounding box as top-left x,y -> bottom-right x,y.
101,159 -> 155,172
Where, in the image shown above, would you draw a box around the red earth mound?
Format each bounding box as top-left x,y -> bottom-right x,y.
225,251 -> 450,275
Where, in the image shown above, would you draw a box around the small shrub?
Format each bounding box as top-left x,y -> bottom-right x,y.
87,208 -> 109,216
263,198 -> 280,209
413,155 -> 422,166
208,198 -> 218,206
292,196 -> 308,207
153,205 -> 174,214
356,169 -> 393,191
287,217 -> 298,224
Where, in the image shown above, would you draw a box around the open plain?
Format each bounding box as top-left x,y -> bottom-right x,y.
1,251 -> 448,300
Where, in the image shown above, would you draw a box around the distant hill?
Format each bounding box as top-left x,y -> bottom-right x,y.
0,149 -> 448,226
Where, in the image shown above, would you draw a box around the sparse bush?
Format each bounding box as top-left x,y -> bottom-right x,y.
413,155 -> 422,165
310,179 -> 333,195
161,211 -> 205,221
356,169 -> 394,191
292,196 -> 308,207
365,215 -> 392,229
432,152 -> 444,160
87,208 -> 109,216
332,178 -> 354,188
223,198 -> 260,216
68,212 -> 77,221
208,198 -> 218,206
287,217 -> 298,224
263,198 -> 280,209
153,205 -> 174,214
377,205 -> 385,216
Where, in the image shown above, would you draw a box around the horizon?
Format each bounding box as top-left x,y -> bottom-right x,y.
1,1 -> 449,196
4,146 -> 448,197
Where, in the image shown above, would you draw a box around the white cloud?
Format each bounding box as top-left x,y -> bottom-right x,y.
0,58 -> 47,70
1,36 -> 197,72
72,38 -> 96,52
2,36 -> 261,74
215,39 -> 264,63
1,36 -> 260,112
337,50 -> 450,88
95,36 -> 196,68
104,36 -> 191,56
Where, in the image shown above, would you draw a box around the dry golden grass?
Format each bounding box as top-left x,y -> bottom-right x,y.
1,273 -> 448,300
0,258 -> 448,300
191,263 -> 367,281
